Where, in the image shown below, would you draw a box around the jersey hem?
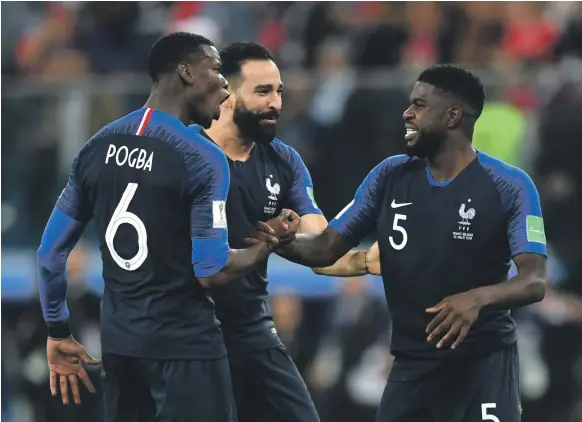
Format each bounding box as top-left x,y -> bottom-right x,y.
225,341 -> 284,355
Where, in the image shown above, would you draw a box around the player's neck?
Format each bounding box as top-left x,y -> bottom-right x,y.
144,86 -> 190,126
206,119 -> 255,162
427,143 -> 477,182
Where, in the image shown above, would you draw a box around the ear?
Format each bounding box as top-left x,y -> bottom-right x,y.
447,106 -> 462,129
177,62 -> 195,85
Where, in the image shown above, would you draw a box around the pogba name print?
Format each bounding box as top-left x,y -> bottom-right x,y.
105,144 -> 154,171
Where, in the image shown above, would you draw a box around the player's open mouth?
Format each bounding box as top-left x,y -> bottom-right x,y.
260,119 -> 277,124
405,127 -> 418,140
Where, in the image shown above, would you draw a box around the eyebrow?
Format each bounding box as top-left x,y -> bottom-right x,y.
197,55 -> 221,69
410,97 -> 427,104
254,84 -> 284,91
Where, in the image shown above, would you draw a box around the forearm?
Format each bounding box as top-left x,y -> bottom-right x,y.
37,255 -> 70,326
474,273 -> 546,311
37,207 -> 85,338
312,250 -> 367,277
277,234 -> 332,267
277,229 -> 350,268
201,242 -> 273,287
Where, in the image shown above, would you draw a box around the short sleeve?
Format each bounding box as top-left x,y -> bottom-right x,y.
55,155 -> 92,223
286,148 -> 322,216
329,160 -> 389,245
186,144 -> 231,277
505,170 -> 547,258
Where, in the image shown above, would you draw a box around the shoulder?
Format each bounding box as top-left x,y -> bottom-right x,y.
185,125 -> 227,163
270,138 -> 303,166
477,151 -> 537,195
373,154 -> 419,177
166,125 -> 228,182
79,109 -> 182,156
91,109 -> 146,142
95,110 -> 223,165
357,155 -> 418,193
74,110 -> 145,164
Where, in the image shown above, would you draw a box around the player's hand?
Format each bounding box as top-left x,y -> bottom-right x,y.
267,209 -> 300,245
245,209 -> 300,247
425,291 -> 483,349
47,337 -> 101,405
248,221 -> 280,245
365,243 -> 381,276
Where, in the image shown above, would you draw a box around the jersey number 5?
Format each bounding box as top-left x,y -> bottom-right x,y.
105,183 -> 148,271
389,213 -> 408,250
481,403 -> 500,422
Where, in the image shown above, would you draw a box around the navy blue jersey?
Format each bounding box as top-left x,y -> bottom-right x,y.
195,128 -> 322,353
54,108 -> 231,360
330,151 -> 546,378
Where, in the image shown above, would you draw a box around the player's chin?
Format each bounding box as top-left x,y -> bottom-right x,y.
257,124 -> 276,142
404,140 -> 424,157
404,138 -> 419,155
199,115 -> 214,129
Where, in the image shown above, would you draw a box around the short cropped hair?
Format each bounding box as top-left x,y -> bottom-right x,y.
219,42 -> 275,80
147,32 -> 214,82
417,64 -> 486,118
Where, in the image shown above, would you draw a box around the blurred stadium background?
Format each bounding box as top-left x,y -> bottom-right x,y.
2,2 -> 582,421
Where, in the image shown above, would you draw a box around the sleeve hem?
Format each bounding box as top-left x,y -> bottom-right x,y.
193,246 -> 230,278
55,202 -> 90,224
511,250 -> 548,260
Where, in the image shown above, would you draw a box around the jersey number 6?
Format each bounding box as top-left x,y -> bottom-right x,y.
105,183 -> 148,271
389,213 -> 408,250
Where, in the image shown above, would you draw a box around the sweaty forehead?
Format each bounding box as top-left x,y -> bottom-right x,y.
239,60 -> 282,87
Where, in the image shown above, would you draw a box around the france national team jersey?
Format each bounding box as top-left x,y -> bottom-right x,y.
52,108 -> 231,360
329,151 -> 546,379
194,127 -> 322,353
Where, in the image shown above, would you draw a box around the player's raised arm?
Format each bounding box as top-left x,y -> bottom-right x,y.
189,147 -> 290,288
267,159 -> 388,268
271,145 -> 330,253
37,156 -> 100,405
265,143 -> 363,273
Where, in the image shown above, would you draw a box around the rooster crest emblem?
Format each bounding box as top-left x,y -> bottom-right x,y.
266,175 -> 280,200
458,199 -> 476,225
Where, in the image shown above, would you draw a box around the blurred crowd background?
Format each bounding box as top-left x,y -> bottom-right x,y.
2,1 -> 582,422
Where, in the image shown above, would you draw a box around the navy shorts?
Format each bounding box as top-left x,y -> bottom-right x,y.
102,353 -> 236,422
377,344 -> 521,422
228,345 -> 320,422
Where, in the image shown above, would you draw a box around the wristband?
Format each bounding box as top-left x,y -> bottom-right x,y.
48,320 -> 71,339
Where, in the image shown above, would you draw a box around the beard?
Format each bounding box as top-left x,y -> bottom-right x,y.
405,129 -> 445,158
233,100 -> 280,145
